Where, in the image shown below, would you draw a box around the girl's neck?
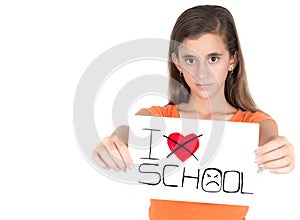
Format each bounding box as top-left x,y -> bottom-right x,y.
177,93 -> 237,120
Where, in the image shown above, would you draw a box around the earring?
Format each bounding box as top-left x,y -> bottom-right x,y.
228,68 -> 234,74
179,70 -> 183,77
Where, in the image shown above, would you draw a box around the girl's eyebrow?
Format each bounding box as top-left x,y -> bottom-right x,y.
180,54 -> 198,61
181,54 -> 197,58
180,52 -> 223,59
206,52 -> 223,57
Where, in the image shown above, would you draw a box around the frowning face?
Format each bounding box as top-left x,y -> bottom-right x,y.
201,168 -> 222,192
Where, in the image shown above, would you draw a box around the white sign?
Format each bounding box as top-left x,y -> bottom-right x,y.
128,116 -> 259,206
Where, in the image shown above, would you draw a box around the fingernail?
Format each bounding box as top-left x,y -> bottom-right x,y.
255,158 -> 260,163
254,149 -> 260,155
127,164 -> 134,170
257,167 -> 264,173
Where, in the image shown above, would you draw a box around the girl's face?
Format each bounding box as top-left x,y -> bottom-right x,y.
173,33 -> 237,100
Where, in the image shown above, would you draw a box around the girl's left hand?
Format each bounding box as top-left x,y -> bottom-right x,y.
255,136 -> 295,174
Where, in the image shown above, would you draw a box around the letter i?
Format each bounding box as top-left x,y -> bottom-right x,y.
140,128 -> 161,160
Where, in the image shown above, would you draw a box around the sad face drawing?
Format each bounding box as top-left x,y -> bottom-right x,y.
201,168 -> 222,192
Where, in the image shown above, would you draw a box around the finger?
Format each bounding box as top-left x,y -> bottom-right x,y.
256,145 -> 289,164
99,148 -> 121,171
256,136 -> 287,155
259,155 -> 291,170
269,165 -> 294,174
102,137 -> 126,171
92,149 -> 109,170
114,136 -> 133,169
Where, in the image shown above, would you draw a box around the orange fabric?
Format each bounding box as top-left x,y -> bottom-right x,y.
149,199 -> 248,220
143,104 -> 272,123
142,104 -> 273,220
143,104 -> 180,118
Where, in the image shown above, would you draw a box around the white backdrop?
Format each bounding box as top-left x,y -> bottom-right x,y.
0,0 -> 299,219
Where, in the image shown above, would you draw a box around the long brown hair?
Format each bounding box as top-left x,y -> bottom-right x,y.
168,5 -> 259,112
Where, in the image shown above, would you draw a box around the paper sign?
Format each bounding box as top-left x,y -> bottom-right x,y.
128,116 -> 259,206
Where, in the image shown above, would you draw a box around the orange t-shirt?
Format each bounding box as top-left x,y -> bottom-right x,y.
142,104 -> 273,220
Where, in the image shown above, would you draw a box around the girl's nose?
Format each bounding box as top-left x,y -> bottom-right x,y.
194,61 -> 212,80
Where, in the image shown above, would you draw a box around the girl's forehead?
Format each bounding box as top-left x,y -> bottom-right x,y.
179,33 -> 228,55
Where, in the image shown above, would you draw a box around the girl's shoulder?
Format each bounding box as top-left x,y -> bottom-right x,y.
140,104 -> 180,118
231,110 -> 274,123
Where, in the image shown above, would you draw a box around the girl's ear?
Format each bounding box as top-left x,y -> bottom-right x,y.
229,51 -> 239,69
172,52 -> 182,71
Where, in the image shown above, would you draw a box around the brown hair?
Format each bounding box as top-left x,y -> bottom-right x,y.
168,5 -> 259,112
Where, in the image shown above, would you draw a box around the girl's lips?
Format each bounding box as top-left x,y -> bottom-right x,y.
195,83 -> 213,89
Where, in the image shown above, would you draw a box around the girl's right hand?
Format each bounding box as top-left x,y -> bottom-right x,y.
92,126 -> 133,172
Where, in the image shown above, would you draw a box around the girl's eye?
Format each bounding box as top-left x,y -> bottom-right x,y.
185,57 -> 196,65
209,56 -> 219,63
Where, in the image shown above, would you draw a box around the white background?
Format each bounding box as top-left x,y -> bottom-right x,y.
0,0 -> 299,219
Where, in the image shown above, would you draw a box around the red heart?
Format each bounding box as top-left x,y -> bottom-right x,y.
167,132 -> 200,162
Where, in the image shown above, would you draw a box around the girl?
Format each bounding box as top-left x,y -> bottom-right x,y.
93,5 -> 295,220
